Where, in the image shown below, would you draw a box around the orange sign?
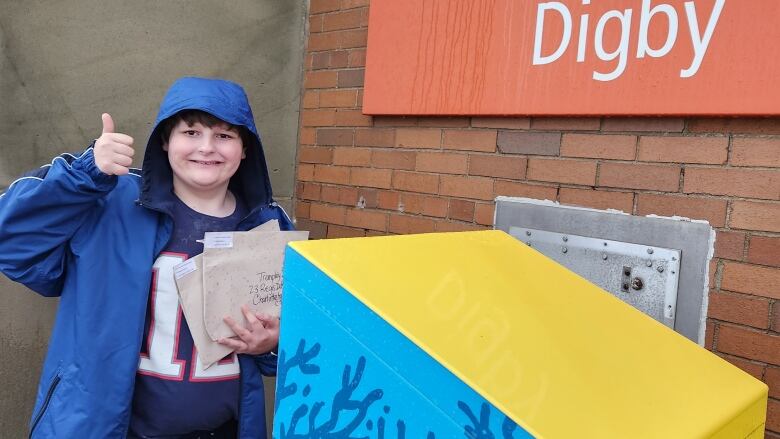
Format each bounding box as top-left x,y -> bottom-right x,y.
363,0 -> 780,116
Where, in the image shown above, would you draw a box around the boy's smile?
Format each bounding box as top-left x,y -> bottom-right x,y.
164,119 -> 245,199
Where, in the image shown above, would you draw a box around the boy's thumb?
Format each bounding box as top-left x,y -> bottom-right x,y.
101,113 -> 115,134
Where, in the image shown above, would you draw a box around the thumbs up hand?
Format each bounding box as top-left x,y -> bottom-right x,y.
94,113 -> 135,176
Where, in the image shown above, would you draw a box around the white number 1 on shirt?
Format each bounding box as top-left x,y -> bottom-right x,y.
138,253 -> 239,380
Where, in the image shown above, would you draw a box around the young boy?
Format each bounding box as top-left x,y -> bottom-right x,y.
0,77 -> 293,438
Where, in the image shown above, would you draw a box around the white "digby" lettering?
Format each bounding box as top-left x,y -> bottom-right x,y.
532,0 -> 726,81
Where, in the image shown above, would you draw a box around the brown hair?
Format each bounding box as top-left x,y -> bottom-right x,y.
159,110 -> 253,148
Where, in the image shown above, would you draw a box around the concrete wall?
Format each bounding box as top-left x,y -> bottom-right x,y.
0,0 -> 307,435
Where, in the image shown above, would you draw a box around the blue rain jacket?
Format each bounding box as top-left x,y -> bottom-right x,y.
0,77 -> 292,438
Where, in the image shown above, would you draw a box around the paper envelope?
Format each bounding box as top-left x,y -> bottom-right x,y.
172,220 -> 281,368
173,254 -> 233,368
202,229 -> 309,341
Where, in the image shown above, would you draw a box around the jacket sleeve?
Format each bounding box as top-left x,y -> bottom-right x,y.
0,147 -> 118,296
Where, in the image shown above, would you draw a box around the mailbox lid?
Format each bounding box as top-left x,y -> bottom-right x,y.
289,230 -> 767,438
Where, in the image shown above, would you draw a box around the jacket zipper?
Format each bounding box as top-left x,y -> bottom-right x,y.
29,374 -> 61,438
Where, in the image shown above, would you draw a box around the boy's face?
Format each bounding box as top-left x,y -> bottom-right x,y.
163,119 -> 245,196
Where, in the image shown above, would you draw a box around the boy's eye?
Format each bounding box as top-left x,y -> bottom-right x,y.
183,130 -> 199,136
217,133 -> 236,140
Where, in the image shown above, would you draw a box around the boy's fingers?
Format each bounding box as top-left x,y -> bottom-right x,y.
224,315 -> 251,339
218,337 -> 246,352
241,304 -> 259,326
256,314 -> 279,329
111,164 -> 129,176
113,153 -> 133,167
106,132 -> 135,146
113,143 -> 135,158
101,113 -> 115,134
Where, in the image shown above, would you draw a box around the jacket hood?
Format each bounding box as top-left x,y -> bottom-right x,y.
139,77 -> 274,214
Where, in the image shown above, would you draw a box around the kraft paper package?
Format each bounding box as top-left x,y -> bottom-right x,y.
173,253 -> 233,368
173,220 -> 288,368
201,227 -> 309,342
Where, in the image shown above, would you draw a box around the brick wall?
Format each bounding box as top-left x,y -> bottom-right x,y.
297,0 -> 780,435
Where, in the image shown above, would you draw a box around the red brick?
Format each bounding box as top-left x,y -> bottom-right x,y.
714,230 -> 746,261
356,188 -> 378,208
309,203 -> 346,225
688,118 -> 780,135
309,15 -> 324,34
435,221 -> 486,233
468,154 -> 526,179
705,320 -> 716,350
396,128 -> 441,149
322,8 -> 366,31
301,110 -> 336,127
442,130 -> 497,152
440,175 -> 494,200
471,117 -> 531,129
355,129 -> 394,147
530,117 -> 600,131
299,127 -> 316,145
299,146 -> 334,164
561,134 -> 636,160
415,152 -> 468,174
377,191 -> 401,211
328,50 -> 349,68
772,303 -> 779,332
304,70 -> 338,89
345,209 -> 387,231
732,137 -> 780,167
683,168 -> 779,200
721,262 -> 780,300
768,399 -> 780,434
602,117 -> 684,133
559,188 -> 634,212
718,354 -> 766,380
716,324 -> 780,364
474,203 -> 496,226
599,163 -> 681,191
635,194 -> 727,227
308,29 -> 368,51
320,185 -> 357,205
374,116 -> 419,127
767,367 -> 780,399
337,69 -> 364,88
332,147 -> 371,166
298,182 -> 321,201
748,236 -> 780,268
319,89 -> 357,108
302,90 -> 319,109
418,117 -> 470,128
348,49 -> 366,67
498,131 -> 560,156
341,0 -> 369,9
295,201 -> 311,219
448,199 -> 475,222
494,181 -> 558,200
313,165 -> 350,184
638,136 -> 728,164
371,150 -> 416,170
327,225 -> 366,238
528,158 -> 597,185
708,291 -> 770,329
334,110 -> 372,127
731,201 -> 780,233
350,168 -> 392,189
310,0 -> 340,13
392,171 -> 439,194
388,214 -> 436,234
296,219 -> 327,239
316,128 -> 353,146
297,164 -> 315,181
400,193 -> 448,217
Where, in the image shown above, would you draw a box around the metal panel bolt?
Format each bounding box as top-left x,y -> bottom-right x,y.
631,277 -> 644,290
562,236 -> 568,242
562,246 -> 568,253
646,260 -> 653,267
657,265 -> 665,273
647,248 -> 654,254
602,253 -> 608,260
526,230 -> 532,236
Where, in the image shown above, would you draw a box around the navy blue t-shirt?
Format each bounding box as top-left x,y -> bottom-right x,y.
129,195 -> 247,438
